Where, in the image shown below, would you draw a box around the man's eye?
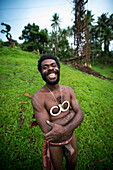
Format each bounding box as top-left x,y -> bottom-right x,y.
43,66 -> 48,69
52,64 -> 56,67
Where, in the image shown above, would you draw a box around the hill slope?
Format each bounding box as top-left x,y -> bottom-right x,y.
0,47 -> 113,169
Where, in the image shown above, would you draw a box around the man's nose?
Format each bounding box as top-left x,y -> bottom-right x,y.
48,66 -> 54,70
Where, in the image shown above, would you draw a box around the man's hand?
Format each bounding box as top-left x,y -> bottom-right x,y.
43,111 -> 75,142
43,121 -> 67,142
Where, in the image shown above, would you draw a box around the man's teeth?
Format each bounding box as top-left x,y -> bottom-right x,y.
48,73 -> 55,77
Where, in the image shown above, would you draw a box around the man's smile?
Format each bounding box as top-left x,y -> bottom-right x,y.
47,73 -> 57,79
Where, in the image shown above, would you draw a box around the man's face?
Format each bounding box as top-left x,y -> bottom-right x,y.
41,59 -> 60,85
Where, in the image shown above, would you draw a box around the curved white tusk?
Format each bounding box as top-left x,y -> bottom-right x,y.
50,105 -> 61,116
61,101 -> 70,112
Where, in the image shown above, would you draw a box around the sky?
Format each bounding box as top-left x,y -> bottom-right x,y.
0,0 -> 113,48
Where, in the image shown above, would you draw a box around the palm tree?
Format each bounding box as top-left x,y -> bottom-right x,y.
61,29 -> 67,40
49,31 -> 57,54
96,13 -> 113,57
90,25 -> 99,64
51,13 -> 60,43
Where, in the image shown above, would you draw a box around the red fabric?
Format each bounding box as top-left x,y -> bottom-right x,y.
30,121 -> 73,169
49,136 -> 72,146
43,139 -> 54,170
43,137 -> 73,170
30,121 -> 54,169
30,121 -> 38,127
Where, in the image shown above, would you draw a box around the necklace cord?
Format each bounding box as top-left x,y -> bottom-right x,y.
46,85 -> 62,104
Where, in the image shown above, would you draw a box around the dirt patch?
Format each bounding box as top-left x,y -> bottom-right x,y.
69,63 -> 113,80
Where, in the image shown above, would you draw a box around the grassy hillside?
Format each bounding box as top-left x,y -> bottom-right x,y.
0,47 -> 113,170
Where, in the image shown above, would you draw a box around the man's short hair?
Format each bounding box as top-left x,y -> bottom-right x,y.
38,54 -> 60,72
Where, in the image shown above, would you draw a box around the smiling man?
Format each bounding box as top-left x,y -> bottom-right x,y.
31,54 -> 84,170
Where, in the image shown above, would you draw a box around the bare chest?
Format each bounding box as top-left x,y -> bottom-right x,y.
44,90 -> 71,121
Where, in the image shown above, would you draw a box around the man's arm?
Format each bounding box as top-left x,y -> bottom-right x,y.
52,110 -> 75,126
31,95 -> 52,133
31,94 -> 75,134
43,87 -> 84,141
63,87 -> 84,133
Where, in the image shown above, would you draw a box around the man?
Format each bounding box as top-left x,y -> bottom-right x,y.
31,54 -> 84,170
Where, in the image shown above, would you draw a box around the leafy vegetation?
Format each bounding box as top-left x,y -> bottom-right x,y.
0,47 -> 113,169
1,10 -> 112,64
19,23 -> 49,53
85,12 -> 113,64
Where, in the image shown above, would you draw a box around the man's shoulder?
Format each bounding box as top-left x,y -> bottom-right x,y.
61,85 -> 73,91
31,86 -> 46,103
61,85 -> 75,98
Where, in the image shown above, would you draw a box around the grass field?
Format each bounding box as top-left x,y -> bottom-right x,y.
0,47 -> 113,170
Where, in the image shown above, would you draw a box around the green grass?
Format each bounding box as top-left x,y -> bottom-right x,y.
92,65 -> 113,80
0,47 -> 113,170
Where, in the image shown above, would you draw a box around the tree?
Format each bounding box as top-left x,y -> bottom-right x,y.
51,13 -> 60,43
96,13 -> 113,57
57,27 -> 73,60
19,23 -> 49,52
72,0 -> 88,65
1,22 -> 11,39
19,23 -> 39,43
84,10 -> 95,65
57,39 -> 70,60
90,25 -> 99,64
1,23 -> 15,48
60,28 -> 72,40
49,31 -> 57,54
